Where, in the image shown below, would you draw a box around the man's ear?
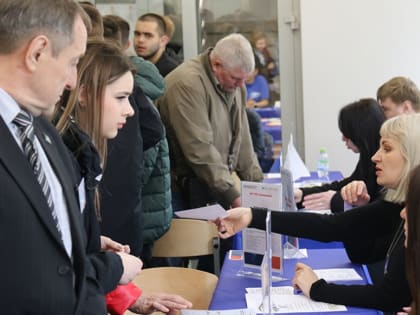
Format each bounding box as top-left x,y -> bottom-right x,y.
402,100 -> 414,114
160,34 -> 169,46
25,35 -> 49,72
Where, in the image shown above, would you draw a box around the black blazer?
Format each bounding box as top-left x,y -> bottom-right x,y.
0,115 -> 106,315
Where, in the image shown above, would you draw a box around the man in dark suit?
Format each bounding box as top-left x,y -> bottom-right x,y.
0,1 -> 116,314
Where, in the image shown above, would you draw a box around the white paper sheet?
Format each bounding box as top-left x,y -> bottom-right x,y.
175,204 -> 227,220
241,181 -> 282,211
245,293 -> 347,313
313,268 -> 363,281
284,248 -> 308,259
265,172 -> 281,179
283,135 -> 310,181
246,286 -> 294,295
182,309 -> 256,315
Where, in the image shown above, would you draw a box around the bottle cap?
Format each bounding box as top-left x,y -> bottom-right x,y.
320,147 -> 327,153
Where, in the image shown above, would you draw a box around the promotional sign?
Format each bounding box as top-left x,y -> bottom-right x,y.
240,182 -> 284,276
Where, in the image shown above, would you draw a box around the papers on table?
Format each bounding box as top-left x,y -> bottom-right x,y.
182,309 -> 256,315
175,204 -> 227,221
245,293 -> 347,313
246,286 -> 295,295
313,268 -> 363,281
294,180 -> 325,188
264,172 -> 281,179
243,267 -> 361,313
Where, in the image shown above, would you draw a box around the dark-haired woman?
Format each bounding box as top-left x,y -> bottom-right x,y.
294,98 -> 385,213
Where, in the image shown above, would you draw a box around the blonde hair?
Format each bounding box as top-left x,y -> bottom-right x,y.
382,113 -> 420,203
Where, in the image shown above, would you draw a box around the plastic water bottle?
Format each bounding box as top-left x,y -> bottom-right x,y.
317,148 -> 329,179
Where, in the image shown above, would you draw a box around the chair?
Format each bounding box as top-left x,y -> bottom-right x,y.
124,267 -> 218,315
152,218 -> 220,275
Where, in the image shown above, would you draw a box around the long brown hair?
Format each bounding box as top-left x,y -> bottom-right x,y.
406,164 -> 420,315
56,38 -> 134,165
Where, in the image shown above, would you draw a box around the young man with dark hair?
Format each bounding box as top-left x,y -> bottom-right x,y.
134,13 -> 180,77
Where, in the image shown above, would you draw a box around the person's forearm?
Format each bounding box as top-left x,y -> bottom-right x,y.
254,99 -> 269,108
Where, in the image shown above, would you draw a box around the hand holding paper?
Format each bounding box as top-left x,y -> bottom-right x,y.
175,204 -> 227,221
213,207 -> 253,239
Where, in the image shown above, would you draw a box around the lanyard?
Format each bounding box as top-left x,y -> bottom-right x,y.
384,221 -> 404,275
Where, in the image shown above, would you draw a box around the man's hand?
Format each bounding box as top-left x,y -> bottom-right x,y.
301,190 -> 335,210
116,252 -> 143,284
129,292 -> 193,315
341,180 -> 370,207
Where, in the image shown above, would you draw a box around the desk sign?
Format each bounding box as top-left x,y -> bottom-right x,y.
241,181 -> 284,276
241,181 -> 282,211
281,168 -> 305,259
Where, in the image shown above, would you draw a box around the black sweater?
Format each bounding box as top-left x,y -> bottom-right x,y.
298,161 -> 382,213
250,200 -> 411,312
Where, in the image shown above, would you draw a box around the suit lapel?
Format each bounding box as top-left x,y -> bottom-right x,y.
0,117 -> 65,247
34,118 -> 87,301
34,119 -> 85,242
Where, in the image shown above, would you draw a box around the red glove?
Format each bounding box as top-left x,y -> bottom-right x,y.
106,283 -> 142,315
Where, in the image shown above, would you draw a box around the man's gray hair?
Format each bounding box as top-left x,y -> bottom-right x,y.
212,33 -> 255,73
0,0 -> 85,57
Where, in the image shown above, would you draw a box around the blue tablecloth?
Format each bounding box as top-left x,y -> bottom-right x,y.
255,107 -> 282,119
233,171 -> 344,250
210,248 -> 380,315
261,118 -> 282,144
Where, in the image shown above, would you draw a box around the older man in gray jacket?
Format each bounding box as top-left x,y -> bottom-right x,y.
157,34 -> 263,270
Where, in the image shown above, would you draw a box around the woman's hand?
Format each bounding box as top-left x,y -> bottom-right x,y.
100,235 -> 130,253
396,306 -> 412,315
213,207 -> 253,239
294,188 -> 303,203
292,262 -> 319,298
129,292 -> 193,315
341,180 -> 370,207
116,252 -> 143,284
301,190 -> 335,210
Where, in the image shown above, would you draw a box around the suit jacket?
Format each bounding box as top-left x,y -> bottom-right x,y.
0,115 -> 106,315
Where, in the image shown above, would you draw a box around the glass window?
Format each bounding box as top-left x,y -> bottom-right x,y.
198,0 -> 280,104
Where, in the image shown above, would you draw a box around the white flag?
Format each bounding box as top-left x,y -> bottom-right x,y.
283,134 -> 310,181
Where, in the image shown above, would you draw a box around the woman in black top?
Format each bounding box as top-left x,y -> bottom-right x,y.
400,164 -> 420,315
215,114 -> 420,313
56,40 -> 191,315
295,98 -> 385,212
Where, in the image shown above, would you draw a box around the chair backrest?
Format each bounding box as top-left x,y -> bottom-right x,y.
152,218 -> 220,274
124,267 -> 218,315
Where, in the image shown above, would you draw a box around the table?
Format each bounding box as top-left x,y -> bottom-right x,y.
234,171 -> 344,250
261,117 -> 282,144
210,248 -> 380,315
254,107 -> 282,119
263,171 -> 343,184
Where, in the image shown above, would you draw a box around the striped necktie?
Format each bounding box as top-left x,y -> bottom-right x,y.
13,110 -> 63,238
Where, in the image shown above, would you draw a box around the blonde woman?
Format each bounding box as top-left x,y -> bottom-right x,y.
215,114 -> 420,313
